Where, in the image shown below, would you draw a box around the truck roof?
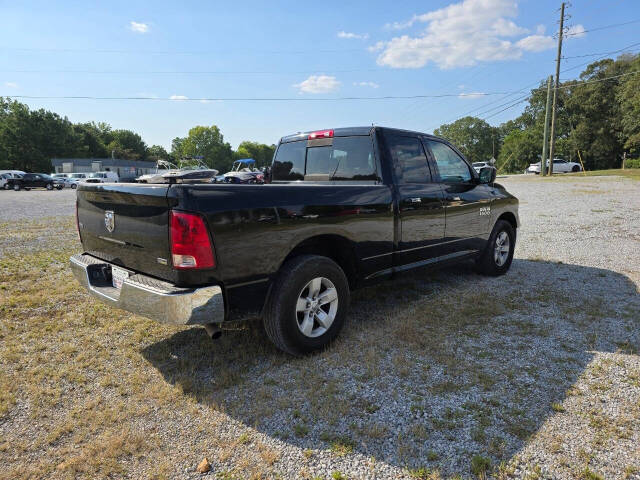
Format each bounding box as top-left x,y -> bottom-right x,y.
279,126 -> 444,143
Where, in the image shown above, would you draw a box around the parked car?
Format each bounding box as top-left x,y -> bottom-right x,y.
83,171 -> 119,183
6,173 -> 61,190
527,158 -> 582,174
66,173 -> 88,188
51,173 -> 75,188
0,173 -> 11,190
71,126 -> 519,355
1,170 -> 26,189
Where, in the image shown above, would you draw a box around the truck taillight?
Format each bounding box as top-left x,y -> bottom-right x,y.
308,129 -> 333,140
169,211 -> 215,269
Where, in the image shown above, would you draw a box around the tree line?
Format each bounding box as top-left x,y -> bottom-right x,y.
434,54 -> 640,172
0,98 -> 275,173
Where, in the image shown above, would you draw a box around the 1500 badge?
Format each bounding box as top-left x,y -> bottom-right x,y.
479,206 -> 491,216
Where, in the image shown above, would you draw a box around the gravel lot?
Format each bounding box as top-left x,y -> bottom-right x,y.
0,187 -> 76,221
0,174 -> 638,480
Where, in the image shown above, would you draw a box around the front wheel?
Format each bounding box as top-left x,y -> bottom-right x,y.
13,184 -> 21,191
71,184 -> 77,189
476,220 -> 515,276
572,165 -> 580,172
46,183 -> 53,190
263,255 -> 350,356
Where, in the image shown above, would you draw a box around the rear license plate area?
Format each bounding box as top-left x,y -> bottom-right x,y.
111,266 -> 130,289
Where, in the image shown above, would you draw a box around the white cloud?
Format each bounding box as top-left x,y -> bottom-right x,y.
129,21 -> 150,33
517,34 -> 555,52
293,75 -> 340,94
169,95 -> 188,101
566,24 -> 586,39
4,81 -> 18,88
535,24 -> 546,35
384,16 -> 419,30
458,92 -> 486,99
353,81 -> 379,88
337,31 -> 369,40
376,0 -> 555,69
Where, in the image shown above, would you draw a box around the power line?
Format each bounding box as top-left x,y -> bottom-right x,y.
481,98 -> 529,121
0,68 -> 383,76
562,42 -> 640,60
0,46 -> 364,56
0,91 -> 522,102
4,70 -> 637,104
563,19 -> 640,36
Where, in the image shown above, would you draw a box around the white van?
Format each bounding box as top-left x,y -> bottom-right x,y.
84,171 -> 119,183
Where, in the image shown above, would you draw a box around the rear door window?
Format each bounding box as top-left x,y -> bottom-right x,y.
272,136 -> 377,181
387,135 -> 431,183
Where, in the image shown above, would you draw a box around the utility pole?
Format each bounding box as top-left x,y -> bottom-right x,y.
541,76 -> 553,176
622,151 -> 626,170
547,2 -> 566,177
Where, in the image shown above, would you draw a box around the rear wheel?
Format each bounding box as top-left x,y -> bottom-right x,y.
13,184 -> 20,191
46,183 -> 53,190
476,220 -> 515,276
71,184 -> 77,189
572,165 -> 580,172
263,255 -> 350,355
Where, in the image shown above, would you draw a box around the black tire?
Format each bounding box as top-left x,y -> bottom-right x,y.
476,220 -> 515,276
71,184 -> 77,189
13,184 -> 20,191
4,184 -> 10,190
572,165 -> 580,172
46,183 -> 53,190
263,255 -> 350,356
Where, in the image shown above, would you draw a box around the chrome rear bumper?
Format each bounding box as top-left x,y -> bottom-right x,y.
70,253 -> 224,325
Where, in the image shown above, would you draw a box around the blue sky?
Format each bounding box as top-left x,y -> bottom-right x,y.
1,0 -> 638,150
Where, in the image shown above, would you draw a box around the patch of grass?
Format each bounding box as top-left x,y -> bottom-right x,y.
293,423 -> 309,438
331,471 -> 348,480
551,402 -> 566,413
579,467 -> 604,480
470,455 -> 491,476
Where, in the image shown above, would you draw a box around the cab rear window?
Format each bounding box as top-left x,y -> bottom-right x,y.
272,136 -> 377,181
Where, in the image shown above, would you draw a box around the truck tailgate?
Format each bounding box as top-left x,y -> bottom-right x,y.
77,183 -> 174,280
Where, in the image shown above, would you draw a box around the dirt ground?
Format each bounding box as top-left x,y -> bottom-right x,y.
0,174 -> 638,480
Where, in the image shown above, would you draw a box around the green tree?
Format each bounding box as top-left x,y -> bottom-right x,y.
171,125 -> 234,172
146,145 -> 169,162
434,116 -> 497,162
497,128 -> 541,173
617,55 -> 640,155
564,59 -> 626,169
106,129 -> 147,160
234,141 -> 276,168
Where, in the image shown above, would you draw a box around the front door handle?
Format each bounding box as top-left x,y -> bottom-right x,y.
447,196 -> 461,201
409,197 -> 422,203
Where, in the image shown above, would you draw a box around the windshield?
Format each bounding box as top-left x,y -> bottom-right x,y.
272,136 -> 377,182
472,162 -> 485,167
70,173 -> 85,178
89,173 -> 104,178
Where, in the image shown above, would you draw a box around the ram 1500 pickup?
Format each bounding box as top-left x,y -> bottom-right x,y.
71,126 -> 519,355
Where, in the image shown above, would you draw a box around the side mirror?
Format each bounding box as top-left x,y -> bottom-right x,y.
478,166 -> 497,184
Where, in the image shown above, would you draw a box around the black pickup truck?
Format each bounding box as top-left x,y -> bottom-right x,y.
71,126 -> 519,355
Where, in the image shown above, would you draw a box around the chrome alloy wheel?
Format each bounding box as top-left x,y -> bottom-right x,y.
295,277 -> 339,338
494,231 -> 510,267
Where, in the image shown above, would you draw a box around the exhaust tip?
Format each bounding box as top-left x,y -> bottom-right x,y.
204,323 -> 222,340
